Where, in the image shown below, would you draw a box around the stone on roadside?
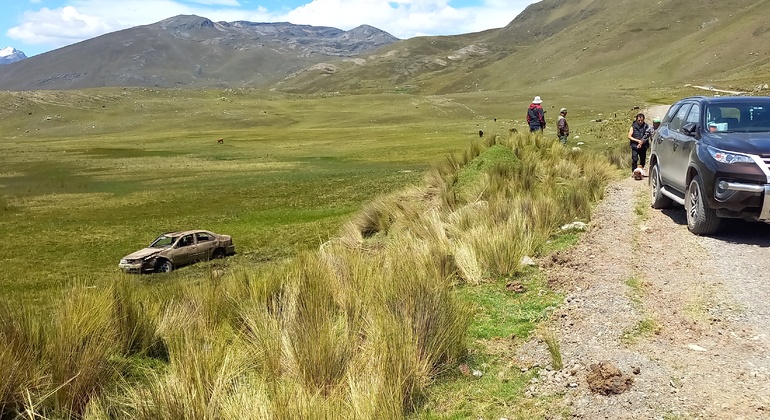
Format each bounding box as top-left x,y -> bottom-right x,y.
586,361 -> 634,395
459,364 -> 471,376
520,256 -> 536,266
561,221 -> 588,232
506,281 -> 527,293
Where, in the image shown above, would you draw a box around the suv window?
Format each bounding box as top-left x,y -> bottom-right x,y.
707,105 -> 740,129
748,106 -> 770,131
663,103 -> 681,123
669,103 -> 692,131
684,104 -> 700,126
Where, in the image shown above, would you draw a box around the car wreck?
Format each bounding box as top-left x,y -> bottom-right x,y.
119,230 -> 235,273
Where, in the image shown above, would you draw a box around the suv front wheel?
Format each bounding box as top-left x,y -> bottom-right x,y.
650,163 -> 673,209
685,174 -> 721,235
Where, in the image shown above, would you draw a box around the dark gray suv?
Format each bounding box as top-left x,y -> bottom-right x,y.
649,96 -> 770,235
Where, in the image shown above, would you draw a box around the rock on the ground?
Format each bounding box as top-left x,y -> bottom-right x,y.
586,361 -> 634,395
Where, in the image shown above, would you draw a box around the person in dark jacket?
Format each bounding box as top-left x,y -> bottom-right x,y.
557,107 -> 569,145
628,113 -> 650,175
526,96 -> 546,132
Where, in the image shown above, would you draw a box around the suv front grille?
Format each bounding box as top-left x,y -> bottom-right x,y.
759,154 -> 770,173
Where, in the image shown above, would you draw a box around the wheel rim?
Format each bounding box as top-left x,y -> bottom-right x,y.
651,167 -> 659,199
687,181 -> 700,223
159,261 -> 172,272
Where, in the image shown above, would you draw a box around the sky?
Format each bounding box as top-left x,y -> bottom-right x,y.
1,0 -> 538,57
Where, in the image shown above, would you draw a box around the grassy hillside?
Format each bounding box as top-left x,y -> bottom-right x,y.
278,0 -> 770,96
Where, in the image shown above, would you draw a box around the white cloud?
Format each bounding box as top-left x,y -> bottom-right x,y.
184,0 -> 241,6
7,6 -> 114,46
281,0 -> 517,39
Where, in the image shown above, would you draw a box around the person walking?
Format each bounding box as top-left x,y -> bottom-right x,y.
557,107 -> 569,145
628,113 -> 650,177
651,116 -> 661,134
526,96 -> 546,133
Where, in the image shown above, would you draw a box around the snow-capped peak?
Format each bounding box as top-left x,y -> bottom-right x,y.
0,47 -> 27,64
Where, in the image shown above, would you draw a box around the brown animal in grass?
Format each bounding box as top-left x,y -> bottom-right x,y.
217,138 -> 224,144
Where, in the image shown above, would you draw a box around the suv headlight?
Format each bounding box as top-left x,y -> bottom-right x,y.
707,146 -> 755,164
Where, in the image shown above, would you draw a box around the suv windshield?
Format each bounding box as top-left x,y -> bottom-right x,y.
706,101 -> 770,133
149,235 -> 176,248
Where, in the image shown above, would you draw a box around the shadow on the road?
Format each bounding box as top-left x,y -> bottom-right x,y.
660,207 -> 687,226
657,207 -> 770,247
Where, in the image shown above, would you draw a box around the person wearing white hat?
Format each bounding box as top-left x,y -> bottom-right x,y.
527,96 -> 546,132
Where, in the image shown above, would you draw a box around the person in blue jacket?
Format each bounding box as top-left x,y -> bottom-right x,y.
526,96 -> 546,132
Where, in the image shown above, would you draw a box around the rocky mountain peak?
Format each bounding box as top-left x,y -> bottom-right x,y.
0,47 -> 27,65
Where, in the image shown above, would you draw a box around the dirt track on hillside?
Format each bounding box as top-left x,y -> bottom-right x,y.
519,175 -> 770,419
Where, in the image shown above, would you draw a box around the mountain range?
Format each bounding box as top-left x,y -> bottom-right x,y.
0,47 -> 26,65
0,15 -> 397,90
1,0 -> 770,93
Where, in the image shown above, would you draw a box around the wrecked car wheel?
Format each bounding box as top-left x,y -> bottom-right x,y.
211,248 -> 226,259
155,259 -> 173,273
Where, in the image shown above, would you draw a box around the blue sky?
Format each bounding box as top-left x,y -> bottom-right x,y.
1,0 -> 538,57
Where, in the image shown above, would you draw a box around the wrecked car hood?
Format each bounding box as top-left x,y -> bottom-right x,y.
122,247 -> 165,260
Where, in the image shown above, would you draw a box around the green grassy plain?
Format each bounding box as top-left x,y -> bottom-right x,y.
0,89 -> 476,302
0,86 -> 653,418
0,86 -> 660,303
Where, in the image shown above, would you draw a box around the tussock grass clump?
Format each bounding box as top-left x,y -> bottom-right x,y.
419,131 -> 615,279
281,254 -> 357,396
346,186 -> 428,245
541,329 -> 564,371
44,286 -> 123,417
111,281 -> 166,360
0,303 -> 45,416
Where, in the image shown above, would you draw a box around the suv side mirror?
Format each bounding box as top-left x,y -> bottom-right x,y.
681,122 -> 698,136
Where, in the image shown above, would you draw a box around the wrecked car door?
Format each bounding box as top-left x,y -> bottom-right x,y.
195,231 -> 217,260
172,234 -> 197,265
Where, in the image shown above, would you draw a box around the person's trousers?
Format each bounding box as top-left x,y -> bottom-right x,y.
632,147 -> 647,171
559,135 -> 568,145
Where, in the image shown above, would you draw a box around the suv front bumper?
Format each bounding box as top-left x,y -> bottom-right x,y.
718,181 -> 770,221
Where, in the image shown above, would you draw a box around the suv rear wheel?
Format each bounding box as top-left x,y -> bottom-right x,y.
685,174 -> 721,235
649,163 -> 673,209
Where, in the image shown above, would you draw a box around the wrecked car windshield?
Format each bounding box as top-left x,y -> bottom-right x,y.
149,235 -> 175,248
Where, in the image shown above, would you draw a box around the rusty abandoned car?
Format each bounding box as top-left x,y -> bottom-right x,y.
119,230 -> 235,273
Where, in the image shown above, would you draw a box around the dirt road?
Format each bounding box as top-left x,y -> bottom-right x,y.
521,177 -> 770,419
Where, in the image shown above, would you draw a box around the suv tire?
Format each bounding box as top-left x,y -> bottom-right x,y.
685,174 -> 721,235
649,163 -> 673,209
